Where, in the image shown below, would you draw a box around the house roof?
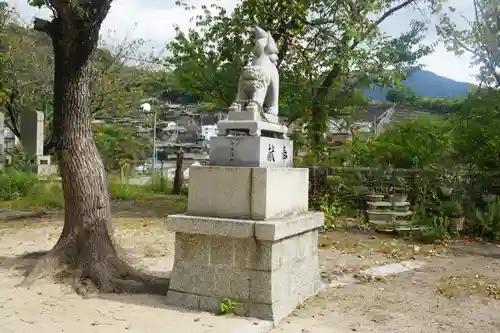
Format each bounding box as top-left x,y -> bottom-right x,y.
354,104 -> 394,122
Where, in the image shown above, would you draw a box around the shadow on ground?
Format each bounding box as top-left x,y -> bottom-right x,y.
450,243 -> 500,259
0,251 -> 47,275
0,250 -> 172,300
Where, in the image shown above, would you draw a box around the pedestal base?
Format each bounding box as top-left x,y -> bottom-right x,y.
217,110 -> 288,137
165,212 -> 324,323
209,136 -> 293,167
187,166 -> 308,220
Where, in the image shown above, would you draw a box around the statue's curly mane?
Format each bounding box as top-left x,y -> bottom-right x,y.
239,65 -> 269,91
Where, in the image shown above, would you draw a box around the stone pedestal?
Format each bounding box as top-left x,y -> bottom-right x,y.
21,110 -> 44,157
166,166 -> 324,323
210,136 -> 293,167
217,108 -> 288,137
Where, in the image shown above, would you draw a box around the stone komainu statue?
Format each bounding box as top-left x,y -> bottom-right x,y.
231,26 -> 279,117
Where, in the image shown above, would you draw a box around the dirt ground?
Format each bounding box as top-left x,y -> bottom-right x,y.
0,217 -> 499,333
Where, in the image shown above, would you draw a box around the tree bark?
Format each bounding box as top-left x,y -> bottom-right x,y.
23,15 -> 166,294
172,150 -> 184,195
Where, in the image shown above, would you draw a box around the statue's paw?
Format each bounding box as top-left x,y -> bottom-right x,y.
267,106 -> 278,116
229,103 -> 240,112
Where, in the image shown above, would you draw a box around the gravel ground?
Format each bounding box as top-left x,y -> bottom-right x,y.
0,219 -> 499,333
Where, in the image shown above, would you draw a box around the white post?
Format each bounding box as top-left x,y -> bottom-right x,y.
140,102 -> 156,181
152,109 -> 157,180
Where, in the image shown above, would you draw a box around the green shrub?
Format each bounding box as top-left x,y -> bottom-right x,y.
108,182 -> 153,200
0,170 -> 178,210
24,181 -> 64,209
0,171 -> 38,200
442,200 -> 463,217
474,200 -> 500,241
108,175 -> 173,200
149,175 -> 173,194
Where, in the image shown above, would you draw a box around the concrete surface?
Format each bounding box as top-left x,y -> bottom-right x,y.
186,166 -> 309,220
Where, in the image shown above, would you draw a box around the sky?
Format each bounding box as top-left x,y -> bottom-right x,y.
9,0 -> 478,83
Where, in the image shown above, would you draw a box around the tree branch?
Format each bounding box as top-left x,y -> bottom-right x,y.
314,0 -> 417,103
5,91 -> 21,139
33,18 -> 53,36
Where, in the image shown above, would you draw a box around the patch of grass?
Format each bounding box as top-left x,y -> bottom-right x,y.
219,298 -> 237,315
437,274 -> 500,300
112,195 -> 187,218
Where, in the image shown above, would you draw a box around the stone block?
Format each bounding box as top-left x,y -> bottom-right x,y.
234,238 -> 257,269
289,255 -> 319,294
297,230 -> 317,259
217,119 -> 288,137
255,211 -> 324,241
186,166 -> 309,220
209,136 -> 293,168
225,110 -> 279,124
166,211 -> 323,323
279,235 -> 299,266
248,300 -> 297,323
254,240 -> 281,271
213,266 -> 251,300
210,236 -> 235,266
251,167 -> 308,220
250,268 -> 290,304
167,214 -> 255,238
20,109 -> 44,157
187,167 -> 253,219
197,295 -> 220,313
173,233 -> 210,265
169,262 -> 215,296
165,290 -> 200,309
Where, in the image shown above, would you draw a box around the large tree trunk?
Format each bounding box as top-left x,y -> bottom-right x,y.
23,16 -> 166,294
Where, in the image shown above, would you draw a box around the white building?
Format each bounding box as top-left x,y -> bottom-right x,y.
200,125 -> 218,140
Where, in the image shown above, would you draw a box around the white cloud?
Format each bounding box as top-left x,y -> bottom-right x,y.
9,0 -> 478,83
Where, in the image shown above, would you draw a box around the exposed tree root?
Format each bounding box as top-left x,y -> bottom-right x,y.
19,221 -> 170,296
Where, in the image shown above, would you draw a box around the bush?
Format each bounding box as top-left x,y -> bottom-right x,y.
0,171 -> 177,210
473,199 -> 500,241
24,181 -> 64,209
0,171 -> 39,200
108,175 -> 173,200
442,200 -> 463,218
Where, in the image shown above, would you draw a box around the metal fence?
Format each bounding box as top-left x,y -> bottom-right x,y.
307,166 -> 500,236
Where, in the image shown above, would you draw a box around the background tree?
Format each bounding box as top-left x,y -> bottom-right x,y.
452,89 -> 500,170
166,0 -> 442,156
21,0 -> 162,293
94,124 -> 152,173
0,5 -> 155,153
437,0 -> 500,88
369,116 -> 453,169
386,86 -> 419,103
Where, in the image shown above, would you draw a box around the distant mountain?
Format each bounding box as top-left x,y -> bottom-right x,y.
361,69 -> 473,101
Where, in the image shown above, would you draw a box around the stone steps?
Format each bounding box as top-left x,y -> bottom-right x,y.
365,194 -> 415,231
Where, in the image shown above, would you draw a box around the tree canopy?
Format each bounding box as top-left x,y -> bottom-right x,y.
166,0 -> 444,153
437,0 -> 500,88
0,4 -> 158,152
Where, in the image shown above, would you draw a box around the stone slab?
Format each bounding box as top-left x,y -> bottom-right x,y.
254,212 -> 324,241
167,214 -> 255,238
209,136 -> 293,168
20,109 -> 44,157
167,212 -> 323,242
226,110 -> 280,124
359,260 -> 426,278
217,119 -> 288,137
187,166 -> 308,220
